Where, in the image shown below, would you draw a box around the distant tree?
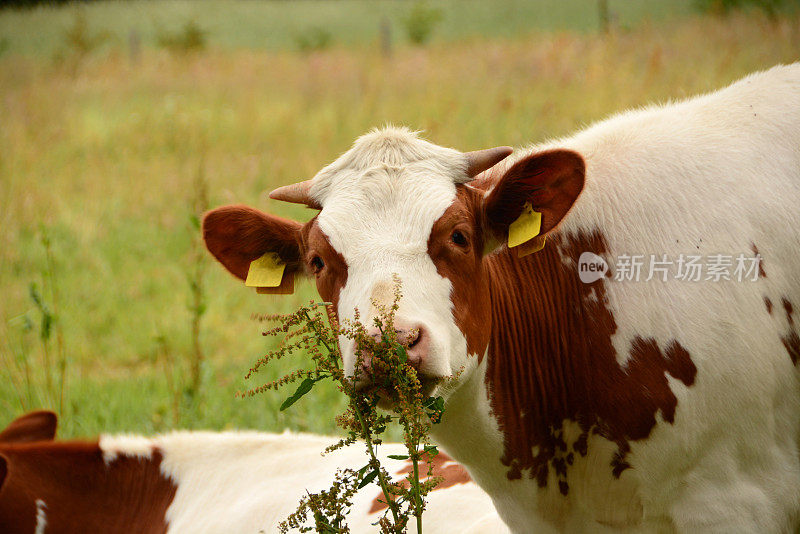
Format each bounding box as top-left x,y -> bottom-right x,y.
598,0 -> 610,34
403,1 -> 443,45
63,10 -> 109,57
156,20 -> 207,54
293,26 -> 333,53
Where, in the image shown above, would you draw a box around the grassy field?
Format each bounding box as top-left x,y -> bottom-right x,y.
0,0 -> 798,439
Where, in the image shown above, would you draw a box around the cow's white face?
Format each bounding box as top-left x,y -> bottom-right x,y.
309,130 -> 475,388
203,127 -> 584,403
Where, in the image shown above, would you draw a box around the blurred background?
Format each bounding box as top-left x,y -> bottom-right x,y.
0,0 -> 798,438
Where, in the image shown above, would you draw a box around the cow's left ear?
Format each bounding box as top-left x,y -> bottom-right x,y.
483,149 -> 585,252
0,411 -> 57,443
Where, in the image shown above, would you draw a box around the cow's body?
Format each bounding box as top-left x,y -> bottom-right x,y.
429,65 -> 800,532
204,63 -> 800,532
0,412 -> 507,533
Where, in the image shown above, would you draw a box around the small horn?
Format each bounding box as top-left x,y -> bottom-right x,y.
268,180 -> 321,209
464,146 -> 513,178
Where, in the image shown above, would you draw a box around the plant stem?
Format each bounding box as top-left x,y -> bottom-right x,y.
411,449 -> 422,534
17,333 -> 33,408
352,401 -> 403,527
1,338 -> 26,410
187,149 -> 208,400
306,305 -> 404,525
303,309 -> 335,355
43,232 -> 67,415
403,389 -> 424,534
41,337 -> 53,406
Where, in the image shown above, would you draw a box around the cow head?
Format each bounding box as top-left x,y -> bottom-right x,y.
204,128 -> 584,401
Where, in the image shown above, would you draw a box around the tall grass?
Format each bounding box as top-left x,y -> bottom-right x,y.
2,228 -> 69,418
0,4 -> 797,437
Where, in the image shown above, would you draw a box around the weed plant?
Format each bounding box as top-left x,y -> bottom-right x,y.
2,229 -> 68,416
241,279 -> 447,533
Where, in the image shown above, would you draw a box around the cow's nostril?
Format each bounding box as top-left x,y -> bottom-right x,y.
407,328 -> 423,349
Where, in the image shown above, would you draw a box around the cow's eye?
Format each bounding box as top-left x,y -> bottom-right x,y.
310,256 -> 325,272
451,230 -> 468,247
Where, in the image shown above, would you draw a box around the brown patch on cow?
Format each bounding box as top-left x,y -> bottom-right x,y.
765,297 -> 773,315
428,187 -> 493,359
483,230 -> 696,493
610,443 -> 632,479
369,451 -> 471,513
573,433 -> 588,457
426,184 -> 696,493
782,332 -> 800,366
0,411 -> 57,444
780,297 -> 799,366
0,439 -> 177,534
750,243 -> 766,278
783,297 -> 794,326
301,218 -> 349,314
447,151 -> 585,355
626,338 -> 697,424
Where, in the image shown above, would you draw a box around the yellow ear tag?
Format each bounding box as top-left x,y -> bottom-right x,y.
508,203 -> 542,249
245,252 -> 285,288
516,235 -> 546,257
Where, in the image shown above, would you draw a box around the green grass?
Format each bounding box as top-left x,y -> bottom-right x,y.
0,0 -> 798,439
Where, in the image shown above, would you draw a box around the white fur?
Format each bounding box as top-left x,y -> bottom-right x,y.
312,127 -> 474,383
100,429 -> 507,533
34,499 -> 47,534
99,434 -> 155,465
304,64 -> 800,532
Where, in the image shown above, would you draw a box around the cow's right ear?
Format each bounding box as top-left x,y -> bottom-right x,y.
202,205 -> 303,294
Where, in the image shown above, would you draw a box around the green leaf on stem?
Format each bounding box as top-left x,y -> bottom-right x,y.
357,468 -> 378,489
280,377 -> 316,411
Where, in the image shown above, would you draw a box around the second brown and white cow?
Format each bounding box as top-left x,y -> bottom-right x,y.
204,64 -> 800,532
0,411 -> 506,533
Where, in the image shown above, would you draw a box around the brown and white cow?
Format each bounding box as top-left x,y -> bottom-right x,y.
0,411 -> 507,533
203,64 -> 800,532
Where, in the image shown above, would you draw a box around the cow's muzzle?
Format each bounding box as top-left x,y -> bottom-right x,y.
354,323 -> 432,393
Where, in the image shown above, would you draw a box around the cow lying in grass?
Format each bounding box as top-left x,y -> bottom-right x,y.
204,63 -> 800,532
0,411 -> 507,533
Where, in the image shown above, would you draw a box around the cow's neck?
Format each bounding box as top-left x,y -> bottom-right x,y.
430,232 -> 598,489
436,229 -> 696,497
482,231 -> 609,487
